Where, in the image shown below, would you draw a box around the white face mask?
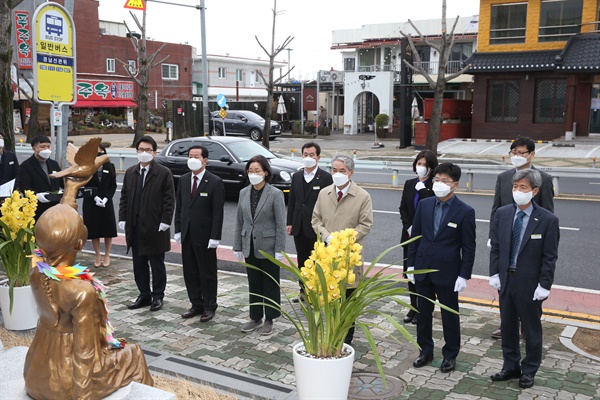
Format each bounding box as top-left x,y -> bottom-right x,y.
512,190 -> 533,205
332,172 -> 349,187
137,151 -> 153,163
432,181 -> 453,198
302,157 -> 317,169
248,173 -> 264,186
511,155 -> 528,168
416,166 -> 429,179
0,139 -> 4,148
39,149 -> 52,159
187,158 -> 203,172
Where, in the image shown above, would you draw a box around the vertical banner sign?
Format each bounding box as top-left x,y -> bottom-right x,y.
33,2 -> 76,103
14,11 -> 32,69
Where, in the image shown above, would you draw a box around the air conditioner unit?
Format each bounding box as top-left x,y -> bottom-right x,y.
330,71 -> 344,83
319,70 -> 331,83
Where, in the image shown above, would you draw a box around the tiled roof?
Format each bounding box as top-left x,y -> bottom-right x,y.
556,33 -> 600,72
465,50 -> 561,73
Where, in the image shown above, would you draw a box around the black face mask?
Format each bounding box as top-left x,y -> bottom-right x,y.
97,152 -> 105,157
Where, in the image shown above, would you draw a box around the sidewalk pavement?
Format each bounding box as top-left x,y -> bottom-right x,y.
69,246 -> 599,400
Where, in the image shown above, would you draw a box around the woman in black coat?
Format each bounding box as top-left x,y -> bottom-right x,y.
82,144 -> 118,267
399,150 -> 438,324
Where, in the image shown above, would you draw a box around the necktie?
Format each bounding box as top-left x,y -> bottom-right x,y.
510,211 -> 526,266
134,168 -> 146,216
433,202 -> 446,236
191,175 -> 198,199
337,190 -> 343,202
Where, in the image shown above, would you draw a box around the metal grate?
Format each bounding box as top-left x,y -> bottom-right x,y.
487,80 -> 519,122
535,79 -> 566,123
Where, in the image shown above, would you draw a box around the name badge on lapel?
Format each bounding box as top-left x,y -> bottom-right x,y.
9,161 -> 14,165
103,169 -> 110,173
447,222 -> 458,228
200,192 -> 208,197
531,234 -> 542,240
313,186 -> 320,190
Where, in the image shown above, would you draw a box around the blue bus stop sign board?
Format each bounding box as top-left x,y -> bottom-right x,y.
217,94 -> 226,108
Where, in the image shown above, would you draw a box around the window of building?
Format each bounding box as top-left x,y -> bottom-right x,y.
106,58 -> 115,73
343,58 -> 355,72
534,79 -> 566,123
539,0 -> 582,42
162,64 -> 179,80
236,69 -> 243,82
486,80 -> 520,122
218,67 -> 226,79
490,3 -> 528,44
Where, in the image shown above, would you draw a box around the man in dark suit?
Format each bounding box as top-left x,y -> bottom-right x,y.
488,136 -> 554,339
15,134 -> 63,220
286,142 -> 332,302
119,135 -> 175,312
407,162 -> 476,373
489,169 -> 559,389
0,136 -> 19,186
174,145 -> 225,322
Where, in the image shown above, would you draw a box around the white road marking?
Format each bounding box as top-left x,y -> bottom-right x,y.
477,142 -> 505,154
585,145 -> 600,158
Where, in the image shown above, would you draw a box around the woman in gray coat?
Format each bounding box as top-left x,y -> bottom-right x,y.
233,155 -> 286,336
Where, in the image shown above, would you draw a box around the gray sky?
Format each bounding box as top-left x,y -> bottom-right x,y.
99,0 -> 480,80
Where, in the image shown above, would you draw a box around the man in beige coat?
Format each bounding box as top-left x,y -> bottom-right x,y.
312,154 -> 373,345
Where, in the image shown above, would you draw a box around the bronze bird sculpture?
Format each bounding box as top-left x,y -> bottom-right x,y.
49,137 -> 109,210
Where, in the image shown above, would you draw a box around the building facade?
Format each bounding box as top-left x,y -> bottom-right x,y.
468,0 -> 600,139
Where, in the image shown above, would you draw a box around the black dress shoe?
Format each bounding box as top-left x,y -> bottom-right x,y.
440,358 -> 456,373
127,296 -> 152,310
150,299 -> 163,311
491,369 -> 521,381
200,311 -> 215,322
182,307 -> 203,319
491,327 -> 502,339
411,317 -> 417,325
519,373 -> 535,389
413,353 -> 433,368
403,311 -> 416,323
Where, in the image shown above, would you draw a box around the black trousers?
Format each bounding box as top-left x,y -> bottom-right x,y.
293,234 -> 316,293
500,274 -> 544,376
416,274 -> 461,360
182,235 -> 218,312
245,241 -> 281,321
132,225 -> 166,301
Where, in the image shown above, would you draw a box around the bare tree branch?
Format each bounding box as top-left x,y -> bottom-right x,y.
445,63 -> 471,82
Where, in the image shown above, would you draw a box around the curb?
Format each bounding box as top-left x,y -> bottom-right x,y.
559,326 -> 600,362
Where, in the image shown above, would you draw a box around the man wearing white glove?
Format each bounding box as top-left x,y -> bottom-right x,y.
407,163 -> 476,374
174,145 -> 225,322
15,135 -> 63,220
94,196 -> 106,208
119,136 -> 175,312
489,169 -> 559,389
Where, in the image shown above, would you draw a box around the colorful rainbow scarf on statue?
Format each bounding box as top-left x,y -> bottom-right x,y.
34,250 -> 125,349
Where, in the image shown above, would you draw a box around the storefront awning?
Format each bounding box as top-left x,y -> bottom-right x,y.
73,100 -> 137,108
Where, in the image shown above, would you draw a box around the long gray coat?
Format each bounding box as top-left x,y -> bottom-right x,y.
233,183 -> 286,259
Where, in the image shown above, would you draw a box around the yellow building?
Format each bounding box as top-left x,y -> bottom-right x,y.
468,0 -> 600,139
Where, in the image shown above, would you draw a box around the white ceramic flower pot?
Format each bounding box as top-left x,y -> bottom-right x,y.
0,284 -> 39,330
292,342 -> 355,400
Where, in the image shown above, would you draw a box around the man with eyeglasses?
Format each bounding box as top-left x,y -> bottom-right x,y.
119,135 -> 175,312
407,162 -> 476,373
488,137 -> 554,339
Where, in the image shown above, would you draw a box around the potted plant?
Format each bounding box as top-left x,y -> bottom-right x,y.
291,120 -> 302,135
375,113 -> 390,138
249,229 -> 453,399
0,190 -> 39,330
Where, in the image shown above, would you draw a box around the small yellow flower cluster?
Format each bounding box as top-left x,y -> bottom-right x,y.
300,228 -> 363,305
0,190 -> 38,240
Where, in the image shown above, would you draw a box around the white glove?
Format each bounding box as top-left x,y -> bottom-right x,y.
406,266 -> 415,284
533,284 -> 550,301
324,235 -> 331,245
118,221 -> 126,231
208,239 -> 219,249
173,232 -> 181,244
407,225 -> 413,237
415,181 -> 426,191
489,273 -> 501,291
234,251 -> 244,262
36,192 -> 50,203
94,196 -> 106,207
454,276 -> 467,292
275,252 -> 284,261
487,238 -> 492,250
158,223 -> 170,232
102,197 -> 108,205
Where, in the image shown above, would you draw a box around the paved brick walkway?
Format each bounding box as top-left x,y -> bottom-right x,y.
83,252 -> 600,400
